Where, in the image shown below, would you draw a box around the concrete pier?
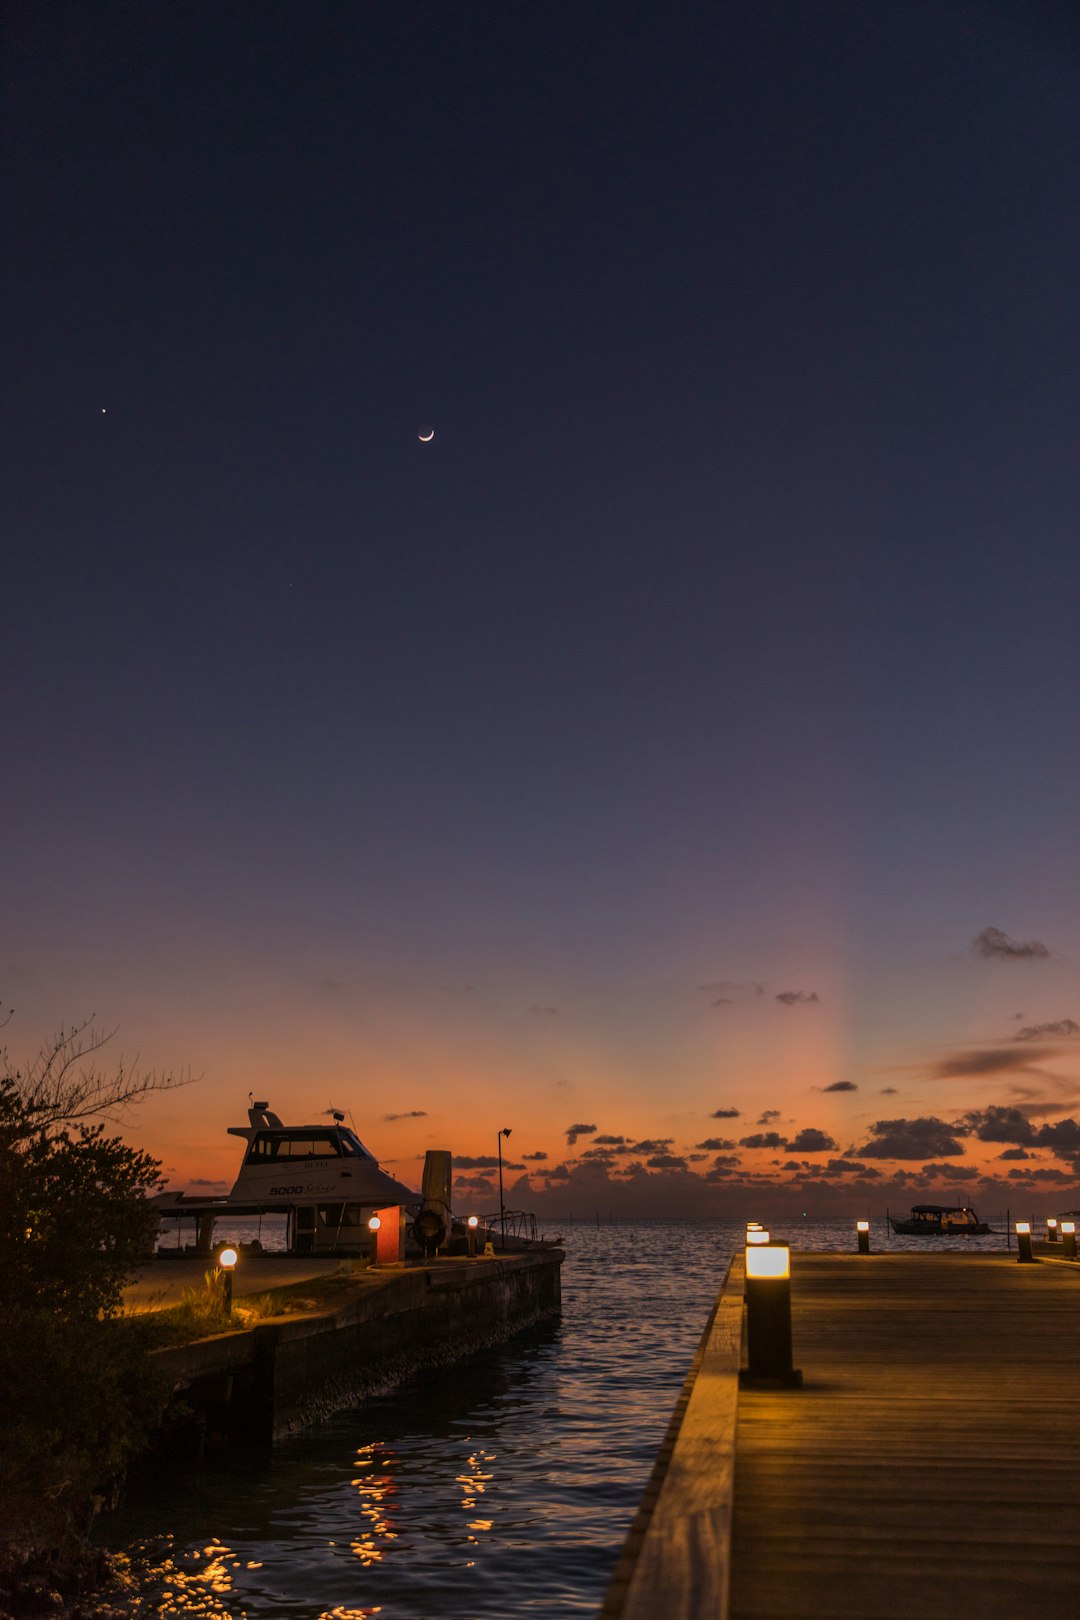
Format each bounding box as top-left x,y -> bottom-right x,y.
147,1248 -> 562,1458
603,1250 -> 1080,1620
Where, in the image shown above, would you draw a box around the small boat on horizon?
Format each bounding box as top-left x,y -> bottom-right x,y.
888,1203 -> 994,1236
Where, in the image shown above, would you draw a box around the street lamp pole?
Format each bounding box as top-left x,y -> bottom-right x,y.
498,1127 -> 512,1250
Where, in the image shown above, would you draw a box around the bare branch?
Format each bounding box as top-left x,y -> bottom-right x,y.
3,1016 -> 199,1131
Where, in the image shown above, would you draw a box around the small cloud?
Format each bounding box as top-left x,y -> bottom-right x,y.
775,990 -> 820,1006
739,1131 -> 785,1149
454,1154 -> 519,1170
973,926 -> 1050,961
957,1106 -> 1035,1146
646,1154 -> 687,1170
822,1080 -> 858,1093
593,1134 -> 626,1145
1035,1118 -> 1080,1152
998,1147 -> 1031,1161
565,1122 -> 597,1146
711,1107 -> 741,1119
826,1158 -> 867,1175
785,1128 -> 837,1153
543,1163 -> 571,1181
384,1109 -> 428,1121
712,997 -> 734,1007
628,1137 -> 674,1154
1016,1019 -> 1080,1041
522,1150 -> 548,1161
859,1116 -> 967,1160
695,1137 -> 736,1151
918,1162 -> 980,1182
880,1086 -> 898,1095
932,1047 -> 1053,1080
531,1004 -> 559,1016
757,1108 -> 780,1125
454,1173 -> 496,1195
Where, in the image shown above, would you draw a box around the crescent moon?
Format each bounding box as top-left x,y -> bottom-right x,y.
418,427 -> 435,442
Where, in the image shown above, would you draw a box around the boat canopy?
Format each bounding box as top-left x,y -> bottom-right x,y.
911,1204 -> 976,1215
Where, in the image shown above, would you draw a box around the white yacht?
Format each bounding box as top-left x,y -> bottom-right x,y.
154,1101 -> 419,1255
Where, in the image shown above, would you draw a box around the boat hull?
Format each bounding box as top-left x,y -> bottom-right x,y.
888,1218 -> 992,1236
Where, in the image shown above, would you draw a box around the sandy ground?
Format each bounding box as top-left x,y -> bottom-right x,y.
122,1254 -> 350,1310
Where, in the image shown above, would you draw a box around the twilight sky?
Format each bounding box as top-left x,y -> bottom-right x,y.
4,1 -> 1080,1217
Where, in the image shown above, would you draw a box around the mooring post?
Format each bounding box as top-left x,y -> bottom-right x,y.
740,1240 -> 802,1388
1062,1221 -> 1077,1260
1015,1221 -> 1035,1264
857,1219 -> 870,1254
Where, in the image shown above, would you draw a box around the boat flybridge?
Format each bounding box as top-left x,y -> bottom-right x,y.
154,1101 -> 419,1256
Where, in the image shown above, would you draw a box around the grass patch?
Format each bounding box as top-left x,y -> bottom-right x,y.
124,1270 -> 373,1347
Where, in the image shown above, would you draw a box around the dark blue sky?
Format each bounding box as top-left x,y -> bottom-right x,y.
4,2 -> 1080,1209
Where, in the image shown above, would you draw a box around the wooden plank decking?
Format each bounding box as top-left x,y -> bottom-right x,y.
605,1250 -> 1080,1620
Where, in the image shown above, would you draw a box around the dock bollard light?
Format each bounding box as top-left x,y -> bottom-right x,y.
740,1241 -> 802,1389
1015,1220 -> 1035,1264
747,1227 -> 771,1246
217,1246 -> 238,1313
368,1215 -> 381,1266
1047,1217 -> 1059,1243
1062,1220 -> 1077,1260
467,1215 -> 479,1256
857,1219 -> 871,1255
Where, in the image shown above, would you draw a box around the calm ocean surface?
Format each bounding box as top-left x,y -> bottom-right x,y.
110,1215 -> 1013,1618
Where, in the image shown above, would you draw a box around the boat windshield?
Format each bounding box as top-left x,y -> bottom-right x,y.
339,1129 -> 376,1160
245,1130 -> 343,1162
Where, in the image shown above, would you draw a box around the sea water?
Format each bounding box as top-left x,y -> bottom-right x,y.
110,1216 -> 1012,1618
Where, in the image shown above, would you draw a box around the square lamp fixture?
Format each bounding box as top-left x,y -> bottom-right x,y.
746,1245 -> 790,1280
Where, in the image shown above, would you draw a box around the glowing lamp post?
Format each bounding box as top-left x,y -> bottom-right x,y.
1047,1218 -> 1060,1244
1015,1220 -> 1035,1264
857,1219 -> 871,1255
740,1242 -> 802,1389
497,1127 -> 512,1251
1062,1221 -> 1077,1261
368,1215 -> 381,1267
217,1246 -> 238,1313
467,1215 -> 479,1257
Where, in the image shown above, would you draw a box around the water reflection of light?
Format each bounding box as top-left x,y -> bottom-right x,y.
349,1442 -> 401,1567
457,1446 -> 497,1543
129,1534 -> 246,1616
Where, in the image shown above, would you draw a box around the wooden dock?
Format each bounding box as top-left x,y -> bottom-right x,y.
602,1250 -> 1080,1620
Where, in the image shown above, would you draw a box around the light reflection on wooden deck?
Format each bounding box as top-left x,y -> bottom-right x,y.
605,1251 -> 1080,1620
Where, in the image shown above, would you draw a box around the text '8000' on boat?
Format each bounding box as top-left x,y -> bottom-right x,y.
153,1101 -> 419,1256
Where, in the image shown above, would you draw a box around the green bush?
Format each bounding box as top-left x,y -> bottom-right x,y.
0,1074 -> 171,1591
